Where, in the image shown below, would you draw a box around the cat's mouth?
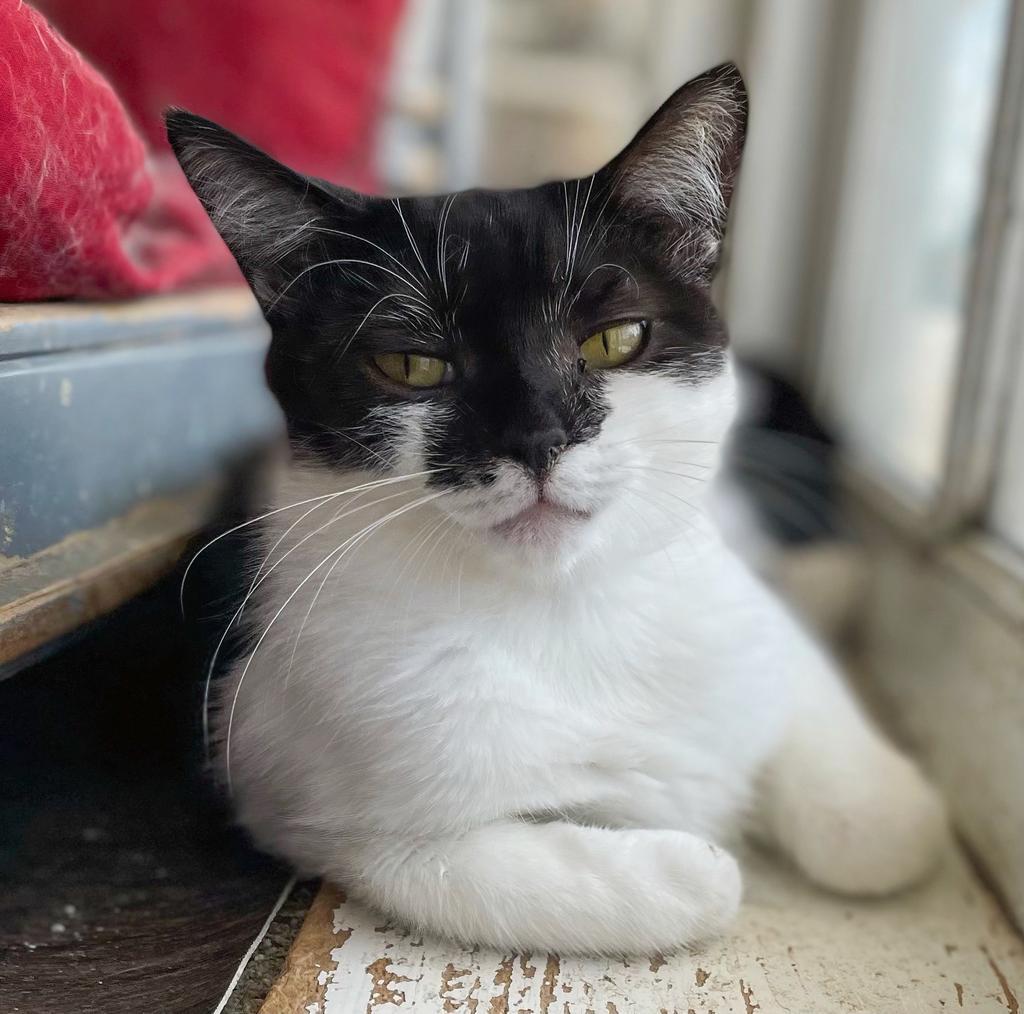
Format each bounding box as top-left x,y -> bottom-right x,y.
490,498 -> 593,544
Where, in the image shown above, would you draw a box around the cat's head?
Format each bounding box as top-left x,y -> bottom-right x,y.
168,64 -> 747,575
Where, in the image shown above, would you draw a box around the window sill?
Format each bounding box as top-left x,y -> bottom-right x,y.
252,845 -> 1023,1013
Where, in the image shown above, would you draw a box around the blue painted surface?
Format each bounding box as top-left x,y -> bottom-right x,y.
0,294 -> 261,358
0,302 -> 282,557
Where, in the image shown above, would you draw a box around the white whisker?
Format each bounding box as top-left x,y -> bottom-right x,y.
224,488 -> 449,792
436,193 -> 457,301
306,226 -> 427,296
618,464 -> 709,483
564,262 -> 640,316
181,489 -> 368,616
281,487 -> 446,691
336,292 -> 409,360
393,198 -> 430,282
270,257 -> 428,310
202,475 -> 441,757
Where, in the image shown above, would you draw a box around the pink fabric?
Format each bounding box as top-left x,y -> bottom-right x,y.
0,0 -> 404,301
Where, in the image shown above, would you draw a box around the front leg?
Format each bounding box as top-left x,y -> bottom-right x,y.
335,822 -> 742,954
316,660 -> 743,953
760,643 -> 947,895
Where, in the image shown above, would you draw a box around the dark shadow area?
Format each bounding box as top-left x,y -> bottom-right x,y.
0,582 -> 287,1014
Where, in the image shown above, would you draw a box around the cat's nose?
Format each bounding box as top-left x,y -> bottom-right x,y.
501,427 -> 568,477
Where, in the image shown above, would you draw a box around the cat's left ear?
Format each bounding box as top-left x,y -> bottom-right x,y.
600,62 -> 748,282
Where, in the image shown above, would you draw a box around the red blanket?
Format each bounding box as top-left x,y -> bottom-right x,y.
0,0 -> 404,301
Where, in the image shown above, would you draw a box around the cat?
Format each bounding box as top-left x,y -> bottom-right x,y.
167,63 -> 946,955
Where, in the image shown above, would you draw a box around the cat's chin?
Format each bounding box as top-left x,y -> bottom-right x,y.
490,500 -> 593,546
461,497 -> 607,576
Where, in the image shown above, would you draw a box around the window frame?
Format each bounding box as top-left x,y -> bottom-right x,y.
808,0 -> 1024,626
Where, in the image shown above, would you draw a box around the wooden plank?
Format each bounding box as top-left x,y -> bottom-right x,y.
260,846 -> 1024,1013
259,886 -> 346,1014
0,486 -> 216,670
0,288 -> 261,357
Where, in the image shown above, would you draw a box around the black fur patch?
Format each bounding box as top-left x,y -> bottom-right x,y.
166,64 -> 747,483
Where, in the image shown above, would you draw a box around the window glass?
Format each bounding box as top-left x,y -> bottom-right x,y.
815,0 -> 1009,499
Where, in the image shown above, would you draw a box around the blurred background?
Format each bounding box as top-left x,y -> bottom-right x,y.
4,0 -> 1020,544
378,0 -> 1017,522
2,2 -> 1024,1011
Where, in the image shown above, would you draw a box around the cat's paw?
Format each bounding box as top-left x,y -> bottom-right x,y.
781,746 -> 948,896
649,831 -> 743,941
694,842 -> 744,939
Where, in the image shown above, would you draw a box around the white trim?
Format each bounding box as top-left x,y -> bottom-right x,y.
934,0 -> 1024,534
990,347 -> 1024,551
211,875 -> 298,1014
846,464 -> 1024,627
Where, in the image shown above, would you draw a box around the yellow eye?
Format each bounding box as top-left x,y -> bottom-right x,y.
579,321 -> 645,369
373,352 -> 453,389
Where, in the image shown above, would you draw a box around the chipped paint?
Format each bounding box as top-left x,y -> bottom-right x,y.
365,956 -> 412,1009
740,979 -> 759,1013
259,887 -> 350,1014
0,499 -> 16,556
0,487 -> 220,667
490,956 -> 513,1014
986,951 -> 1020,1014
263,848 -> 1024,1013
440,963 -> 478,1013
539,955 -> 560,1013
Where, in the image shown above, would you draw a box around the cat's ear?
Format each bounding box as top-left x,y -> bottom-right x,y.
601,63 -> 748,281
165,110 -> 365,313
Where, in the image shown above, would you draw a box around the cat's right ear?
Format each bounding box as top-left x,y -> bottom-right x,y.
165,110 -> 365,314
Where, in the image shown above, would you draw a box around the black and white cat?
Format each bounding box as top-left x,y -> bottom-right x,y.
168,64 -> 945,955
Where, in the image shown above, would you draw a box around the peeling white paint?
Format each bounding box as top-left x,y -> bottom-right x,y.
270,847 -> 1024,1014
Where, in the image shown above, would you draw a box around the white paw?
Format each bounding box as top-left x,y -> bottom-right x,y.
783,747 -> 948,896
695,843 -> 743,938
649,832 -> 743,941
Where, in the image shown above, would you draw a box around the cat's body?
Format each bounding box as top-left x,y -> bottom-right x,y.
169,64 -> 946,955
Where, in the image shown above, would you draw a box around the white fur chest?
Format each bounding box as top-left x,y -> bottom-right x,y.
223,505 -> 794,860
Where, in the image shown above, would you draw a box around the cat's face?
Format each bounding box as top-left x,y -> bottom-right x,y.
169,64 -> 747,573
